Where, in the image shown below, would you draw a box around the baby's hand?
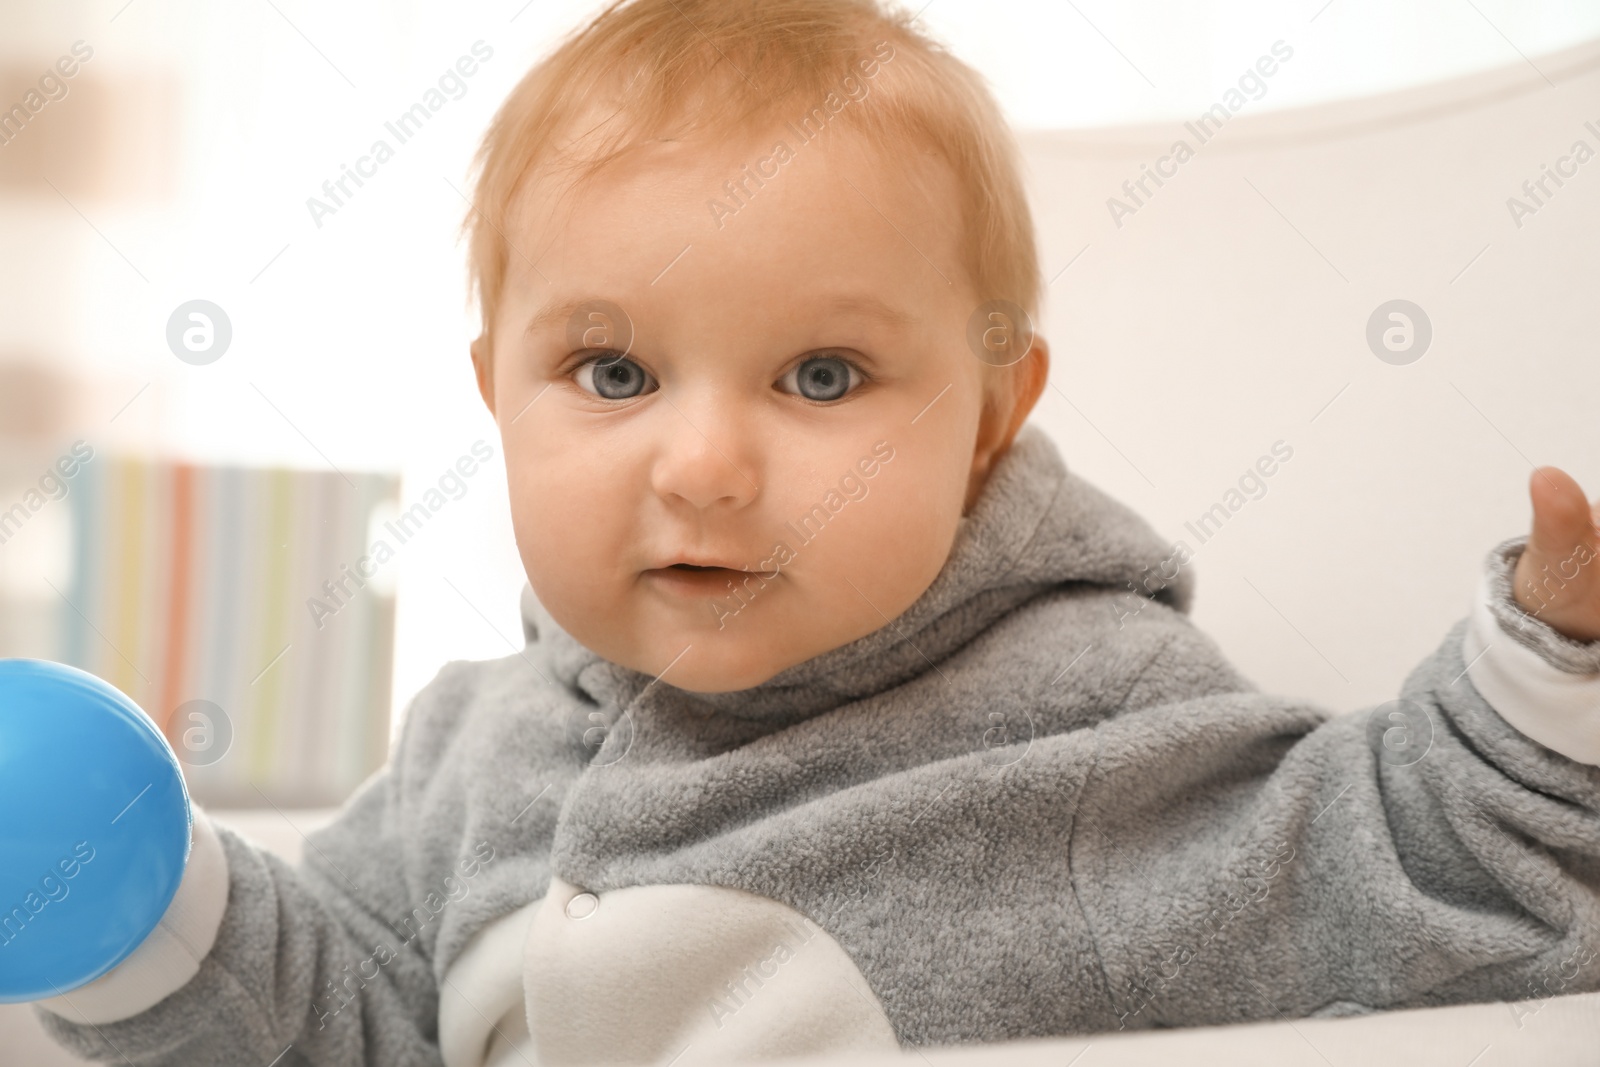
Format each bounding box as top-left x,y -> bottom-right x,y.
1512,467 -> 1600,642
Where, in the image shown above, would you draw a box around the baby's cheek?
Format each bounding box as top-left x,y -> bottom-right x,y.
837,463 -> 961,610
509,474 -> 584,579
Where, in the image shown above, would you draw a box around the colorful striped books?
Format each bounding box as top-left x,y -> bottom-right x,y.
61,455 -> 400,809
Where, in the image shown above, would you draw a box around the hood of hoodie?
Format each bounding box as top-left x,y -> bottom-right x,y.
517,423 -> 1194,726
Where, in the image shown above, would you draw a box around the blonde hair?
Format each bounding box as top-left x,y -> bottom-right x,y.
462,0 -> 1041,387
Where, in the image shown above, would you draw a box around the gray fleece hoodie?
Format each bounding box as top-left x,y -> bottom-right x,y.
34,424 -> 1600,1065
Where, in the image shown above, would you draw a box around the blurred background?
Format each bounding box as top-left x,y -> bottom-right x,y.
0,0 -> 1597,814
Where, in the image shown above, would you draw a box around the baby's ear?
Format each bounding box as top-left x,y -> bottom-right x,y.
470,335 -> 495,416
964,339 -> 1051,511
1007,336 -> 1050,437
984,336 -> 1051,457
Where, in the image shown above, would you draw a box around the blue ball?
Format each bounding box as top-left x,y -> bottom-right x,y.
0,659 -> 191,1003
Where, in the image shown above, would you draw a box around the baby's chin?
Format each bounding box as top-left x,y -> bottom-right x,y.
563,605 -> 826,694
624,624 -> 815,694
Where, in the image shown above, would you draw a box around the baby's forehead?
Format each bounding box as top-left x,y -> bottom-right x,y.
520,118 -> 960,239
506,126 -> 969,319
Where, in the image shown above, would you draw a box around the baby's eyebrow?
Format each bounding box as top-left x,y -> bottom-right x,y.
812,293 -> 917,330
523,297 -> 603,339
525,292 -> 917,340
524,292 -> 921,350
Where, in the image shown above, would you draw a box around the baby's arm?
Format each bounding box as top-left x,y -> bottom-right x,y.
30,673 -> 459,1066
1071,534 -> 1600,1031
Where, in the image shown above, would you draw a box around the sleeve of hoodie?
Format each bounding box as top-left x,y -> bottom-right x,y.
30,662 -> 478,1067
1071,535 -> 1600,1031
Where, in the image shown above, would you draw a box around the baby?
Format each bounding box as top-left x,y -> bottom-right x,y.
35,0 -> 1600,1064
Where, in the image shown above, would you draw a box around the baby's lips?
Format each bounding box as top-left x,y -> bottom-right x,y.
647,552 -> 755,572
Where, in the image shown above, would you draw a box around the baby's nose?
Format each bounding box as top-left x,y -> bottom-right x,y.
648,402 -> 761,511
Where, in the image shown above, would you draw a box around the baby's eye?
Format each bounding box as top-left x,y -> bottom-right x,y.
573,353 -> 657,400
778,355 -> 862,402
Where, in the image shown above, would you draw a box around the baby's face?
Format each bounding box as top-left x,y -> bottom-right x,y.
478,126 -> 1008,692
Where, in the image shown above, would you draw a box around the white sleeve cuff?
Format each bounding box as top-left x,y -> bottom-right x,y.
1464,570 -> 1600,766
36,805 -> 231,1025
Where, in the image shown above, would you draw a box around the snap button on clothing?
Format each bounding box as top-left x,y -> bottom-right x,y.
565,892 -> 598,920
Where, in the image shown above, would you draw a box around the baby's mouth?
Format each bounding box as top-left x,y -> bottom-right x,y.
643,562 -> 753,595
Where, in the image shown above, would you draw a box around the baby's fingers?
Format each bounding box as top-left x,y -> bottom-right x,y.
1527,467 -> 1594,551
1515,466 -> 1600,641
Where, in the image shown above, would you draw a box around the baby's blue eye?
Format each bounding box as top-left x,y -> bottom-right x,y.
781,356 -> 859,402
574,353 -> 656,400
